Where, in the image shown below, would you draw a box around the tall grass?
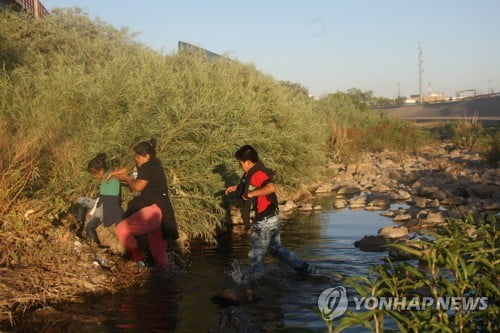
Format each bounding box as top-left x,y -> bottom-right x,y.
315,92 -> 429,162
0,9 -> 326,250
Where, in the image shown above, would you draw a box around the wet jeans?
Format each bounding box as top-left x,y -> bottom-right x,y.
248,214 -> 305,274
76,197 -> 103,244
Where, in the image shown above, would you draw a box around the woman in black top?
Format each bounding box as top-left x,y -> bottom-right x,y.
110,139 -> 178,270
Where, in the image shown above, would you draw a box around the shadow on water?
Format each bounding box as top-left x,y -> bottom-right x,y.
15,196 -> 402,332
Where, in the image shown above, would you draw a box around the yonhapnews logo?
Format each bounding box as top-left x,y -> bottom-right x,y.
317,286 -> 348,321
317,285 -> 489,320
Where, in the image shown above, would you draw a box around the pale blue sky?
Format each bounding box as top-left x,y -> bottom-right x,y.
42,0 -> 500,98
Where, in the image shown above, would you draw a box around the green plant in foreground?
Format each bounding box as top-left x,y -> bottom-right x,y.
334,214 -> 499,332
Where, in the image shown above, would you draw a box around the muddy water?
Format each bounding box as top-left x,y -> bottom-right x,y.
19,197 -> 401,332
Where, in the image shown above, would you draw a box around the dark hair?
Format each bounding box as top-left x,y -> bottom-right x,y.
87,153 -> 108,173
235,145 -> 259,163
134,138 -> 157,158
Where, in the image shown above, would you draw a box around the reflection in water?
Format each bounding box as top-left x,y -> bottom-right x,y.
18,197 -> 399,332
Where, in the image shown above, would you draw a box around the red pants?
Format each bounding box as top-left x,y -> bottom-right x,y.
115,204 -> 168,268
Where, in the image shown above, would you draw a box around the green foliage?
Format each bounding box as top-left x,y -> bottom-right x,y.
315,92 -> 429,162
334,214 -> 499,332
0,9 -> 326,245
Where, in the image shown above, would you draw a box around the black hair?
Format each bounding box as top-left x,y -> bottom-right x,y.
234,145 -> 259,163
87,153 -> 108,173
134,138 -> 157,158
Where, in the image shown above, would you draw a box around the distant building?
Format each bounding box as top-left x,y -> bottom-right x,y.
178,41 -> 223,60
424,92 -> 448,103
0,0 -> 49,18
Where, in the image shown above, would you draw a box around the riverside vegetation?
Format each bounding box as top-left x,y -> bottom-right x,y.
0,8 -> 497,330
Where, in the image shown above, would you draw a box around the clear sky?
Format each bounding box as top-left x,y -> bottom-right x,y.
42,0 -> 500,98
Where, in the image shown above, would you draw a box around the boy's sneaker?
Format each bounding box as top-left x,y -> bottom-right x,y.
295,262 -> 316,275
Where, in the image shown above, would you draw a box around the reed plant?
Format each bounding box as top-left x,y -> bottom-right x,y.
333,213 -> 499,332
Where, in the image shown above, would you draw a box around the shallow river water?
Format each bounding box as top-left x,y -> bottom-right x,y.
19,197 -> 402,332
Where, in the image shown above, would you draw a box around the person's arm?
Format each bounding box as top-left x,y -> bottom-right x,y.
245,182 -> 276,200
225,184 -> 238,195
105,167 -> 128,182
112,172 -> 148,192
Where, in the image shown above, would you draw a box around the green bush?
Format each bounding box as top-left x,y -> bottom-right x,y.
0,9 -> 326,245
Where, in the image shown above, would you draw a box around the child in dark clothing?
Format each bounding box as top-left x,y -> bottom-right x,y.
225,145 -> 315,281
76,153 -> 123,245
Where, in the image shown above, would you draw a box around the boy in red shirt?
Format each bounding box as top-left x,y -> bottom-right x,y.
225,145 -> 315,281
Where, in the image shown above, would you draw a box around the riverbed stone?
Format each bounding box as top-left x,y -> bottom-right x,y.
380,210 -> 395,217
419,211 -> 447,224
367,195 -> 391,208
471,184 -> 496,199
334,199 -> 347,209
393,213 -> 411,221
482,200 -> 500,211
315,183 -> 335,194
441,196 -> 465,206
378,226 -> 408,239
299,203 -> 314,211
291,188 -> 313,202
388,239 -> 428,261
338,186 -> 361,195
281,200 -> 298,212
413,197 -> 428,208
354,235 -> 403,252
397,189 -> 412,201
371,184 -> 392,193
428,199 -> 441,208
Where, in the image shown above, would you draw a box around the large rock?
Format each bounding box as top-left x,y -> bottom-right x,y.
354,235 -> 404,252
378,226 -> 408,239
338,186 -> 361,196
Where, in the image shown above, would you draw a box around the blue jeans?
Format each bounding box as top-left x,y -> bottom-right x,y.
76,197 -> 104,244
248,214 -> 305,274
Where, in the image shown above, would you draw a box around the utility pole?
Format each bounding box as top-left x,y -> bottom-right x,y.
397,82 -> 401,99
418,42 -> 423,104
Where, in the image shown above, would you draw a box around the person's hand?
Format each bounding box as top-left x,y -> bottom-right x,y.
225,185 -> 237,195
105,172 -> 115,182
113,173 -> 130,182
106,168 -> 128,182
241,192 -> 253,201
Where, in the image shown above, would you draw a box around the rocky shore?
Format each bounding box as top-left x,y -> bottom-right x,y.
230,142 -> 499,256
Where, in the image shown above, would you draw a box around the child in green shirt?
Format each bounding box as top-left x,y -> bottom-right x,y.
76,153 -> 123,245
